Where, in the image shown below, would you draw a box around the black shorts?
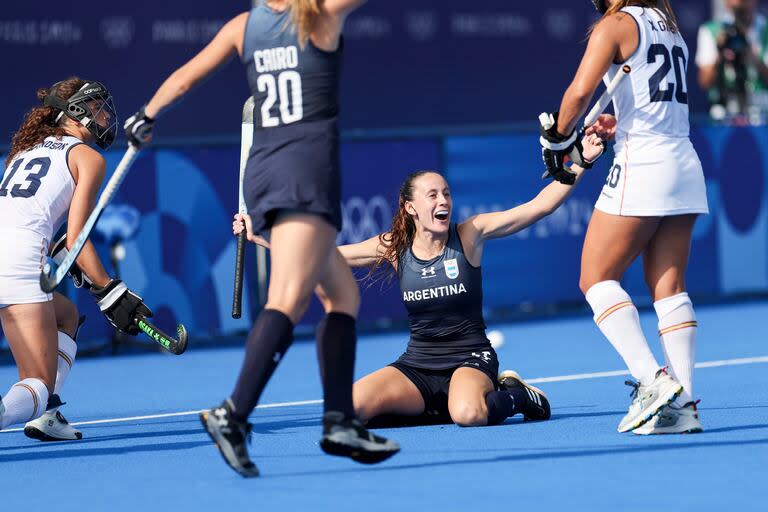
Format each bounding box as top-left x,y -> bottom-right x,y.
243,118 -> 342,234
388,348 -> 499,419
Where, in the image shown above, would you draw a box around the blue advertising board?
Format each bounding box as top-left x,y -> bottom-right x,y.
2,124 -> 765,347
1,1 -> 711,144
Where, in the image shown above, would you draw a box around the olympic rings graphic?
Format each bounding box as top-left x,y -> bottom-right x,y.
337,195 -> 393,244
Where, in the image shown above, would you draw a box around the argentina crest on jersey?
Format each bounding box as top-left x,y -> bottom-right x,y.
443,258 -> 459,279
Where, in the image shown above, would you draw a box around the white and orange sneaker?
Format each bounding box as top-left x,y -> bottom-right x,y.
617,368 -> 683,433
633,400 -> 703,435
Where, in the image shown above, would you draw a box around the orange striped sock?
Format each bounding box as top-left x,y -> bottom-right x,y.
0,378 -> 48,429
54,331 -> 77,395
655,293 -> 696,405
585,280 -> 659,385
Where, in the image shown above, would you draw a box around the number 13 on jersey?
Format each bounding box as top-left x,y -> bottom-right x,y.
257,71 -> 304,127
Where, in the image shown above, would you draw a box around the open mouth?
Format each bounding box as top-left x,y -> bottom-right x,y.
434,210 -> 449,221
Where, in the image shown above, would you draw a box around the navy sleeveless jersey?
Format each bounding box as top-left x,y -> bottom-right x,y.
242,3 -> 342,129
397,223 -> 489,368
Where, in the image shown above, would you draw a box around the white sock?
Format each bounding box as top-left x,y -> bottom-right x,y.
655,292 -> 696,405
585,280 -> 660,385
54,331 -> 77,395
1,378 -> 49,429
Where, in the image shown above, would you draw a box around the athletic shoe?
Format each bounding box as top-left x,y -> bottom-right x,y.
633,400 -> 703,435
498,370 -> 551,421
200,399 -> 259,478
319,411 -> 400,464
617,368 -> 683,433
24,409 -> 82,441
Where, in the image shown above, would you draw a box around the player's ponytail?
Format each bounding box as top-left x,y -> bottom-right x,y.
6,77 -> 86,167
287,0 -> 321,49
597,0 -> 678,33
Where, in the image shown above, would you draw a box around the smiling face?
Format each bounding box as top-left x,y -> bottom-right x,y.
405,172 -> 452,234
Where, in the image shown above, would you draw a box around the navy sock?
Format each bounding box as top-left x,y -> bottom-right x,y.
230,309 -> 294,422
485,387 -> 528,425
316,312 -> 357,417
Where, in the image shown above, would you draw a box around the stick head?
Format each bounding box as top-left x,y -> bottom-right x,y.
174,324 -> 189,355
39,257 -> 59,293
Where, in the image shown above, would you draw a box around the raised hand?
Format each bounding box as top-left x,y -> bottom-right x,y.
585,114 -> 617,141
124,106 -> 154,148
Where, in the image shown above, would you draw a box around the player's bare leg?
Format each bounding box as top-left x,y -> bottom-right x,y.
24,292 -> 83,441
0,302 -> 56,430
580,211 -> 682,432
352,367 -> 425,422
635,214 -> 702,434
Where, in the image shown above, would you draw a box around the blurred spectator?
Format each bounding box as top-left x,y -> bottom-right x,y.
696,0 -> 768,123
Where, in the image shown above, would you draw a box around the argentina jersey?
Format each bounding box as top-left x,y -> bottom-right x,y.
241,2 -> 342,129
398,223 -> 487,353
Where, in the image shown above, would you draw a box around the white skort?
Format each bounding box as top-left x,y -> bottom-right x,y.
0,230 -> 51,308
594,136 -> 709,217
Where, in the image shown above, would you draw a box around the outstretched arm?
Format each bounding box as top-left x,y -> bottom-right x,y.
555,13 -> 629,136
459,133 -> 604,260
233,213 -> 389,269
324,0 -> 367,16
125,13 -> 247,147
144,13 -> 247,119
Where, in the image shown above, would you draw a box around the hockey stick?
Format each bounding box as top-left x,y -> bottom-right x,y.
583,64 -> 631,127
40,145 -> 140,292
135,315 -> 189,355
232,96 -> 255,319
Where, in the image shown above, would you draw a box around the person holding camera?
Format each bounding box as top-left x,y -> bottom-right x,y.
696,0 -> 768,122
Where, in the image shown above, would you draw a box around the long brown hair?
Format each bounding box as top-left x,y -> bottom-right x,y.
6,77 -> 86,167
599,0 -> 678,32
285,0 -> 321,49
366,171 -> 436,282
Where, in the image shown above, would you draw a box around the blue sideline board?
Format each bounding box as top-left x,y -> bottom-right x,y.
1,126 -> 766,345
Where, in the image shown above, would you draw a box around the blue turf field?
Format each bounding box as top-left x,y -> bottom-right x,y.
1,301 -> 767,510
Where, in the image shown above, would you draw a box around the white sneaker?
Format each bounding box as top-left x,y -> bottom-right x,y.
617,368 -> 683,433
633,401 -> 703,435
24,408 -> 82,441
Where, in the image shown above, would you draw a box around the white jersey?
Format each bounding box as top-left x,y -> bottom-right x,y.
0,135 -> 80,242
607,7 -> 691,145
0,135 -> 80,306
594,7 -> 708,218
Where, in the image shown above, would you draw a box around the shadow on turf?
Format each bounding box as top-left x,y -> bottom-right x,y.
702,423 -> 768,434
0,415 -> 323,453
271,436 -> 768,478
364,408 -> 626,429
0,440 -> 210,462
0,428 -> 204,452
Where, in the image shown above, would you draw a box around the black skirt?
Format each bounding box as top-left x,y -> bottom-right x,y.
243,117 -> 342,234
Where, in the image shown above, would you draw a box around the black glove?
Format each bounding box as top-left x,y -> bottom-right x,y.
539,111 -> 593,185
124,105 -> 154,148
49,234 -> 92,289
90,279 -> 153,335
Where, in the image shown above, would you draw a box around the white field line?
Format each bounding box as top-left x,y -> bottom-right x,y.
2,355 -> 767,433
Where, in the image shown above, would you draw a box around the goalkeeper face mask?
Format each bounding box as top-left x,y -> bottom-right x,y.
44,80 -> 117,149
